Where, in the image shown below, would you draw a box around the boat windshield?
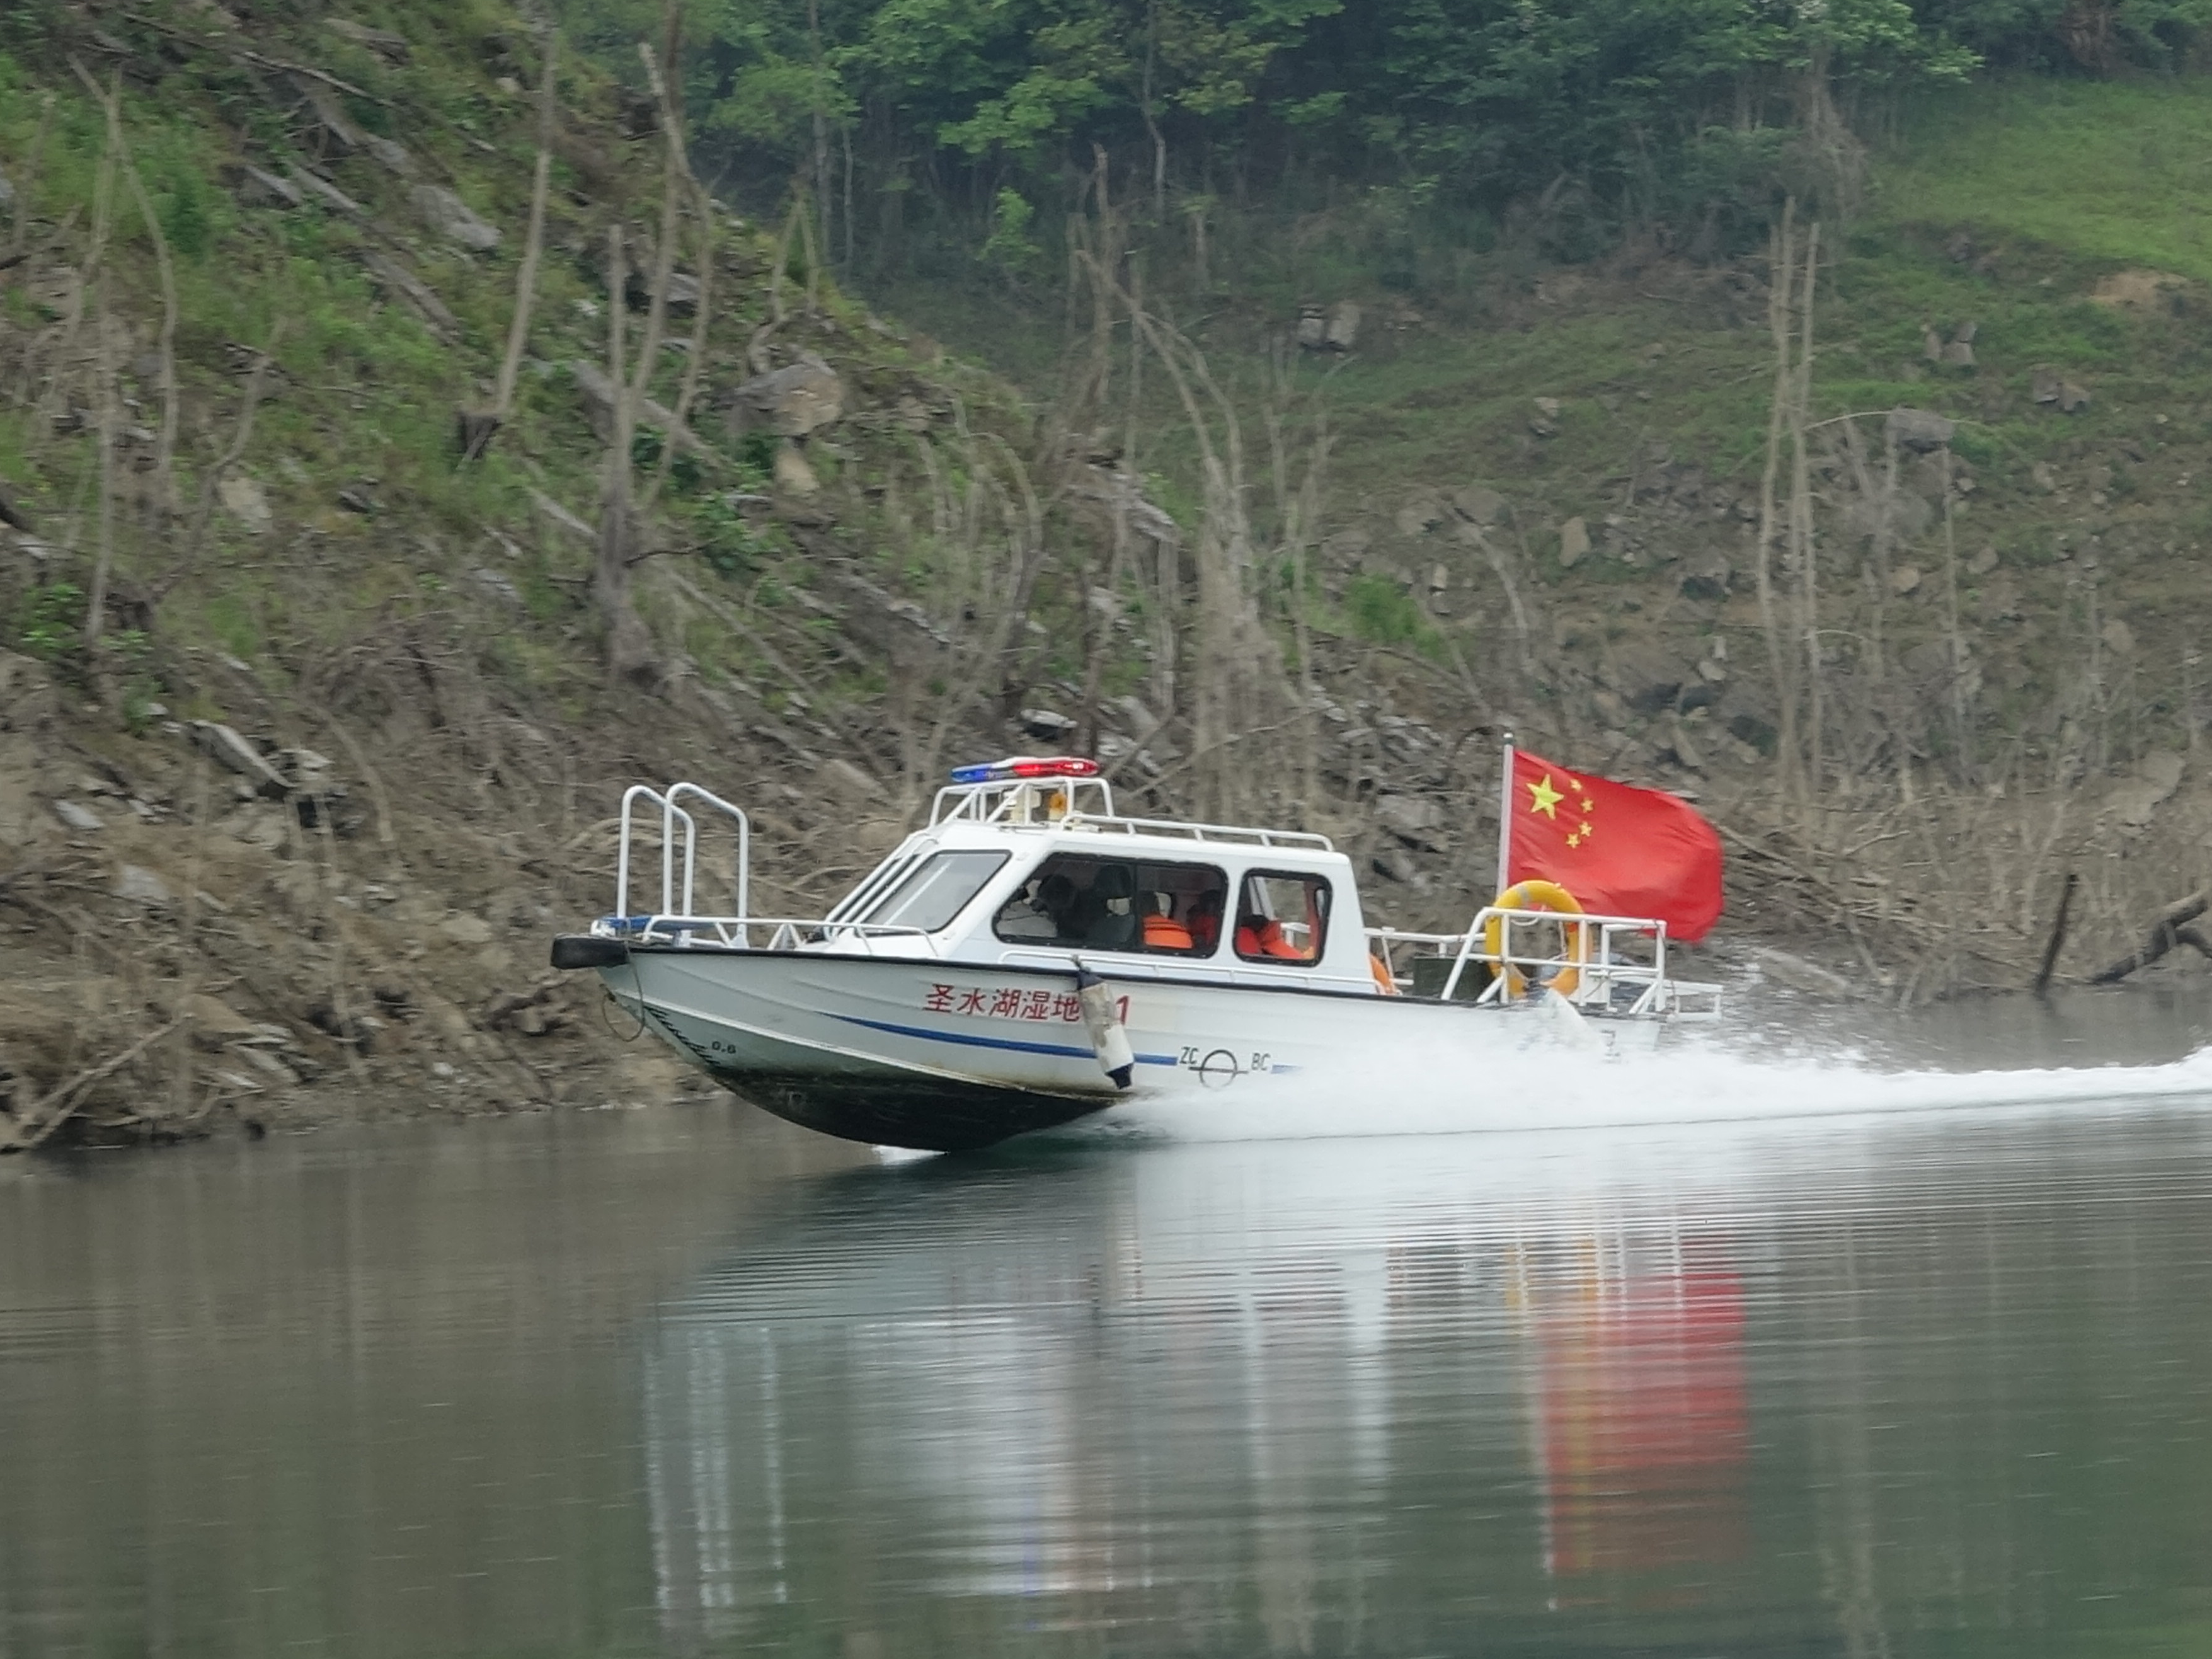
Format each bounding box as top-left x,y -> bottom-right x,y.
854,850 -> 1010,932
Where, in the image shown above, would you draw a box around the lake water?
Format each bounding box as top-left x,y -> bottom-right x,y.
10,1006 -> 2212,1656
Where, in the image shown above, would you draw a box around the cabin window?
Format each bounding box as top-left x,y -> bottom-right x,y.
993,854 -> 1229,956
1233,872 -> 1331,965
856,850 -> 1009,933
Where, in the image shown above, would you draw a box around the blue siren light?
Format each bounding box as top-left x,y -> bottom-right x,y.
949,756 -> 1101,784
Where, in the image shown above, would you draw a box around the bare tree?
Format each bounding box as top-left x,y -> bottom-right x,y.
465,18 -> 560,460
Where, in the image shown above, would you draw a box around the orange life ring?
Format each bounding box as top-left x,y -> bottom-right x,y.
1483,878 -> 1590,999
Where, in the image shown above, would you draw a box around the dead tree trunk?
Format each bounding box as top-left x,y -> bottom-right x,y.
2089,891 -> 2212,985
465,23 -> 559,459
593,225 -> 653,684
2033,870 -> 2078,996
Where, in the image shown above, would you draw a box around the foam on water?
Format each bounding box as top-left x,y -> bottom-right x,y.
1074,1028 -> 2212,1145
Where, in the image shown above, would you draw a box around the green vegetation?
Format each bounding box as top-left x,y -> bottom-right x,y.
1879,76 -> 2212,282
558,0 -> 2212,289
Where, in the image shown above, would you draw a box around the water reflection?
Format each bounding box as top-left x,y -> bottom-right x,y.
642,1135 -> 1755,1651
11,1086 -> 2212,1656
641,1108 -> 2212,1656
1521,1234 -> 1749,1585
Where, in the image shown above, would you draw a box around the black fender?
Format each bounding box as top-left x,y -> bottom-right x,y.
550,934 -> 629,970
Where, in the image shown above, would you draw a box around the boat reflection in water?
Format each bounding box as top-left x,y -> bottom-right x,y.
640,1130 -> 1763,1653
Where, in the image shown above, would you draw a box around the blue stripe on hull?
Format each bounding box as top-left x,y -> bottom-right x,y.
830,1013 -> 1178,1067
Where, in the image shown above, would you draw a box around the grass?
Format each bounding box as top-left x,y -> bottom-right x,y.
1877,76 -> 2212,284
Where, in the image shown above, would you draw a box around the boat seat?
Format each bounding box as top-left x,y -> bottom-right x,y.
1081,863 -> 1140,950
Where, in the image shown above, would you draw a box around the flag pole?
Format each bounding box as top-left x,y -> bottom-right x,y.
1494,731 -> 1515,897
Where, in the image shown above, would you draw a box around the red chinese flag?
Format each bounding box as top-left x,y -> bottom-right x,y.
1508,748 -> 1724,941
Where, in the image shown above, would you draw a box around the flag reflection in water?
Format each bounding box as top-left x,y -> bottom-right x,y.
1516,1231 -> 1750,1587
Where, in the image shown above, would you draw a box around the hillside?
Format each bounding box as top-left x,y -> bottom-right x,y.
6,3 -> 2212,1149
0,0 -> 1151,1144
884,74 -> 2212,1002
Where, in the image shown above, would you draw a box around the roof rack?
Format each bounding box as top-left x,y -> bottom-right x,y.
1060,812 -> 1334,851
927,780 -> 1333,851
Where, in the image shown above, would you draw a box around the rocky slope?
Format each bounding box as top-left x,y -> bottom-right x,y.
8,8 -> 2212,1151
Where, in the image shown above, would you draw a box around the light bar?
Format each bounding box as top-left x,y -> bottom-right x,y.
949,755 -> 1101,784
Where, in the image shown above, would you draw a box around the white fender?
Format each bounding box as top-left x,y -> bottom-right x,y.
1073,959 -> 1135,1088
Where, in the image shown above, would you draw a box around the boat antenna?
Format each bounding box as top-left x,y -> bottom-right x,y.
1494,730 -> 1516,898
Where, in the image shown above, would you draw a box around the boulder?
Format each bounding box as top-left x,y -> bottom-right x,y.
624,270 -> 702,314
1372,846 -> 1416,883
1451,486 -> 1506,526
411,185 -> 501,253
1604,642 -> 1690,716
2104,750 -> 2184,827
219,474 -> 271,533
1890,564 -> 1922,595
1323,302 -> 1361,352
1294,305 -> 1326,352
1375,793 -> 1445,851
362,134 -> 415,177
440,914 -> 495,946
2059,380 -> 2092,414
188,721 -> 289,797
52,799 -> 104,833
1020,708 -> 1078,742
2102,617 -> 2136,655
113,863 -> 173,906
1885,407 -> 1955,452
1679,560 -> 1729,602
723,352 -> 844,438
772,441 -> 820,497
1557,516 -> 1591,568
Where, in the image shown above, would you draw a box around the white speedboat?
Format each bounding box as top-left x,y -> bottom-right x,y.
549,757 -> 1719,1151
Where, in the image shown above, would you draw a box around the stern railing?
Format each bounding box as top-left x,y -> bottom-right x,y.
1368,905 -> 1721,1019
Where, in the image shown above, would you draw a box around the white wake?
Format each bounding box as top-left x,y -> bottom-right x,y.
1073,1028 -> 2212,1145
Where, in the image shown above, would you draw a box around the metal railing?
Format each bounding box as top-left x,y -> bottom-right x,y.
924,778 -> 1334,851
592,914 -> 939,954
616,783 -> 750,921
1367,906 -> 1721,1019
930,777 -> 1118,827
1058,812 -> 1334,851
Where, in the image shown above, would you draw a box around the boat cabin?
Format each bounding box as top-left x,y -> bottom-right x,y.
819,761 -> 1379,992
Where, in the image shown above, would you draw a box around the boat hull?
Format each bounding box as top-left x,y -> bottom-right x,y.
590,946 -> 1649,1152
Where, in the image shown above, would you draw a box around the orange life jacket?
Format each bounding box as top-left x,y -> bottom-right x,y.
1236,919 -> 1307,961
1142,913 -> 1196,950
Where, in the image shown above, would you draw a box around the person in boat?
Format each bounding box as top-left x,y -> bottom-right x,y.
1187,888 -> 1223,954
1140,892 -> 1196,951
998,871 -> 1084,943
1234,876 -> 1321,962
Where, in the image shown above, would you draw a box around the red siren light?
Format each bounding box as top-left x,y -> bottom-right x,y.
949,756 -> 1101,784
